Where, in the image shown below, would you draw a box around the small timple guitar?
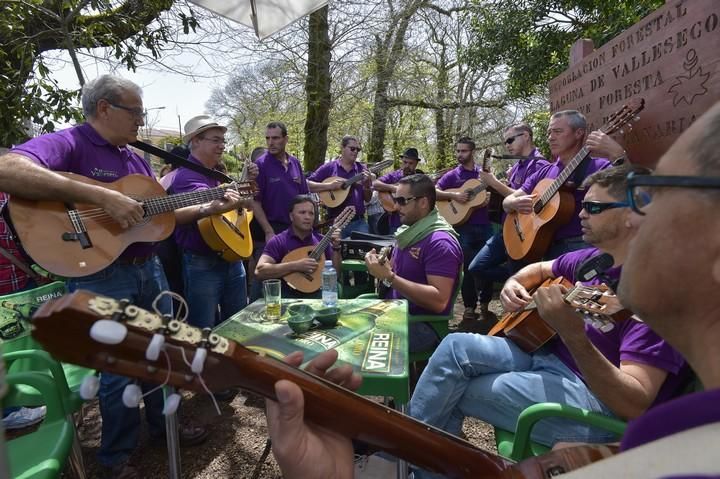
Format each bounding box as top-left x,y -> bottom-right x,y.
317,159 -> 394,208
436,149 -> 492,225
488,277 -> 633,353
31,290 -> 617,478
378,167 -> 452,213
281,206 -> 355,293
9,173 -> 256,277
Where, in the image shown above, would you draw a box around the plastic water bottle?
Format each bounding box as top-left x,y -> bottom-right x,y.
322,260 -> 338,307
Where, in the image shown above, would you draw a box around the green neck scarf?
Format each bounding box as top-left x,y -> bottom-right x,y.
394,208 -> 458,249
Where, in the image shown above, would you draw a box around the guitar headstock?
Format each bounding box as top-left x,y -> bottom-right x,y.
333,206 -> 356,231
30,290 -> 243,393
565,284 -> 632,332
223,181 -> 258,198
602,98 -> 645,136
480,148 -> 493,172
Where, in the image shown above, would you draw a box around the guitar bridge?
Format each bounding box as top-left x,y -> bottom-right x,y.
64,206 -> 93,249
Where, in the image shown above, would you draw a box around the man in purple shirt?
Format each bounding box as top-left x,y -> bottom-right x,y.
436,137 -> 512,323
0,75 -> 207,478
255,195 -> 342,298
503,110 -> 621,260
465,123 -> 548,332
407,165 -> 686,479
171,115 -> 257,329
373,147 -> 423,234
365,174 -> 462,353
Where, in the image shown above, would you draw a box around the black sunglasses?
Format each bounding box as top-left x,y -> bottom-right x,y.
348,146 -> 362,152
392,196 -> 419,206
504,133 -> 524,145
581,201 -> 629,215
626,172 -> 720,215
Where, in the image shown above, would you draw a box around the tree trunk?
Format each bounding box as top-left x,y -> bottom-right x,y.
303,6 -> 331,171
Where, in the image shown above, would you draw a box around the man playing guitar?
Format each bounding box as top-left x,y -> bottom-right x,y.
255,195 -> 342,298
372,147 -> 423,234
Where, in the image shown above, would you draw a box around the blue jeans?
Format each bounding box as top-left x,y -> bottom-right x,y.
468,231 -> 510,304
67,257 -> 170,467
182,252 -> 247,329
545,235 -> 589,260
409,333 -> 617,478
455,223 -> 493,308
340,217 -> 369,239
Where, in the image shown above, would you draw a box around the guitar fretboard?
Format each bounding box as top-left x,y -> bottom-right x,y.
142,184 -> 251,216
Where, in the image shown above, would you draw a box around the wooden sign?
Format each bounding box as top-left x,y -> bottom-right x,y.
548,0 -> 720,166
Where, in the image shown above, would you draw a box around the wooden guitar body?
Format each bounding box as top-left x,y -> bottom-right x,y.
9,173 -> 175,278
378,191 -> 398,212
503,179 -> 576,262
436,178 -> 489,225
317,176 -> 352,208
197,208 -> 254,261
282,246 -> 327,293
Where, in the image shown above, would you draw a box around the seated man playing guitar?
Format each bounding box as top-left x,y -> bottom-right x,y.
408,165 -> 688,477
255,195 -> 342,298
364,174 -> 463,354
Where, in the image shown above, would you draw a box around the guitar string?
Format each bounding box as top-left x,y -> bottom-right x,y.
179,347 -> 222,416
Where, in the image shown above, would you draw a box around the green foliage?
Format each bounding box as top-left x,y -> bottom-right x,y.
524,109 -> 551,159
464,0 -> 664,99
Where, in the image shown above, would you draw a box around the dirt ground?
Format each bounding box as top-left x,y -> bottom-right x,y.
70,298 -> 503,478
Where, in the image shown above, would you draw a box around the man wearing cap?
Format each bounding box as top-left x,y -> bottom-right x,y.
373,147 -> 423,234
172,115 -> 258,329
0,75 -> 207,478
436,137 -> 511,323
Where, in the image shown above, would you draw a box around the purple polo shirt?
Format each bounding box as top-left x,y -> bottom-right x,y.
549,248 -> 688,406
262,228 -> 332,263
255,152 -> 308,225
171,155 -> 219,255
507,148 -> 549,190
436,165 -> 490,225
386,231 -> 462,316
620,389 -> 720,451
378,169 -> 406,229
521,157 -> 611,239
11,123 -> 155,259
308,159 -> 367,219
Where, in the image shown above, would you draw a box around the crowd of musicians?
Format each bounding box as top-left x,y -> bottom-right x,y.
0,74 -> 718,478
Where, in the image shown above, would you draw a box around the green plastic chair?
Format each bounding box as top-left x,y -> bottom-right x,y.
494,402 -> 627,461
5,372 -> 75,479
339,259 -> 376,299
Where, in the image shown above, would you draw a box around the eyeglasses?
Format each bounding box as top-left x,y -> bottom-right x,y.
581,201 -> 629,215
626,172 -> 720,215
392,196 -> 419,206
348,146 -> 362,153
200,137 -> 227,145
107,102 -> 144,119
504,133 -> 524,145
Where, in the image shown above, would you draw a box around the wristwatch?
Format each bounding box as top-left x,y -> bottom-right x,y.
382,272 -> 395,287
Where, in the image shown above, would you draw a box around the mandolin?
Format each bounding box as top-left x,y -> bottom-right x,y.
197,160 -> 255,261
436,149 -> 492,225
317,160 -> 394,208
282,206 -> 355,293
31,290 -> 617,478
8,173 -> 256,278
488,277 -> 633,353
503,99 -> 644,262
378,167 -> 452,213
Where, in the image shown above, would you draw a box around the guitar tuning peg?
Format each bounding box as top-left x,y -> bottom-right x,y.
79,373 -> 101,400
634,116 -> 641,122
163,393 -> 182,416
146,333 -> 165,361
599,321 -> 615,333
122,383 -> 142,408
619,129 -> 624,135
90,319 -> 128,345
191,346 -> 208,375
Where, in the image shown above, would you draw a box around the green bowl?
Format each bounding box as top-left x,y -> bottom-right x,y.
315,307 -> 340,327
287,304 -> 315,318
287,315 -> 315,334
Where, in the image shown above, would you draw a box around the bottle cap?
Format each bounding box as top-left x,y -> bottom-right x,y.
325,260 -> 333,267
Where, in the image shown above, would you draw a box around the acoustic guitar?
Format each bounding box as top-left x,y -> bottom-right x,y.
31,290 -> 617,478
378,167 -> 452,213
488,277 -> 633,353
317,159 -> 394,208
197,161 -> 254,261
8,173 -> 255,278
503,99 -> 645,262
282,206 -> 355,293
436,149 -> 492,225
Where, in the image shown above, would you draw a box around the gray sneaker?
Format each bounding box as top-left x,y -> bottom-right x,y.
2,406 -> 46,430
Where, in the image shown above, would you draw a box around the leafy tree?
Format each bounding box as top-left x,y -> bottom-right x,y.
465,0 -> 664,99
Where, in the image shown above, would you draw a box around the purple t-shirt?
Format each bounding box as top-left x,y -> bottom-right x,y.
11,123 -> 156,259
436,165 -> 490,225
378,169 -> 406,228
620,389 -> 720,451
255,152 -> 308,225
171,155 -> 219,255
262,228 -> 332,263
550,247 -> 688,406
521,157 -> 611,239
386,231 -> 462,316
309,159 -> 367,219
507,148 -> 549,190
